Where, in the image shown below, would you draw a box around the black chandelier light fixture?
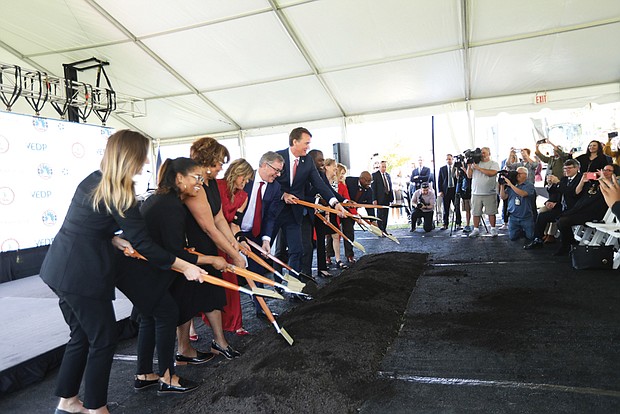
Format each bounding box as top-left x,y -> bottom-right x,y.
0,58 -> 145,125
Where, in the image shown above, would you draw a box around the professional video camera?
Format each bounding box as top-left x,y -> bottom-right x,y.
453,154 -> 466,169
497,169 -> 519,186
462,148 -> 482,164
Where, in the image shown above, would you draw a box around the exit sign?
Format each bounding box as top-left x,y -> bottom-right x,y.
535,92 -> 547,104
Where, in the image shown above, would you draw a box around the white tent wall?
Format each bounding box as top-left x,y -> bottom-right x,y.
1,0 -> 619,142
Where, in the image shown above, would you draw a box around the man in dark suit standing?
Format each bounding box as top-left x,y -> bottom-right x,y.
524,158 -> 582,249
275,127 -> 346,271
239,151 -> 284,316
240,151 -> 284,253
438,154 -> 461,230
343,171 -> 373,263
410,156 -> 431,192
372,160 -> 393,232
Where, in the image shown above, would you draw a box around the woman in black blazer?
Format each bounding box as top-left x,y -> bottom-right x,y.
40,131 -> 208,414
116,157 -> 229,395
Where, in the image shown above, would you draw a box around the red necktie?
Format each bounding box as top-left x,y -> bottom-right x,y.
292,158 -> 299,181
252,181 -> 264,237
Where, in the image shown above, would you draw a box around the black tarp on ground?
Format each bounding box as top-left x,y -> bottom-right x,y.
0,227 -> 618,413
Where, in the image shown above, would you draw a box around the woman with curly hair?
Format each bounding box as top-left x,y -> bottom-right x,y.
179,137 -> 246,360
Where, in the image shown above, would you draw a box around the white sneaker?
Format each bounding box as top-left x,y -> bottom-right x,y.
468,228 -> 480,238
490,227 -> 498,237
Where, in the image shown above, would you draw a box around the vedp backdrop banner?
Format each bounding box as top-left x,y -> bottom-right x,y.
0,111 -> 113,252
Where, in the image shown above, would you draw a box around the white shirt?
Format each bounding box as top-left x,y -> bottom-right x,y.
241,179 -> 268,240
288,148 -> 299,186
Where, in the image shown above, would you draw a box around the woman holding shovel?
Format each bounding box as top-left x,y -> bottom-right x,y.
39,130 -> 208,414
116,157 -> 228,394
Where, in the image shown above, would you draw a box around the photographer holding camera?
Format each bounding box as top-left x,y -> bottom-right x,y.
466,147 -> 499,237
499,166 -> 536,241
535,138 -> 570,181
409,182 -> 436,232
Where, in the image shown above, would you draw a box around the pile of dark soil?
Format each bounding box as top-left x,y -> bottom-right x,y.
174,252 -> 426,413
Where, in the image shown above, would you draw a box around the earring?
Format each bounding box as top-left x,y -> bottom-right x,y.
206,168 -> 211,175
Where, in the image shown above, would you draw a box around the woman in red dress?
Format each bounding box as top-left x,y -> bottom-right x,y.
209,158 -> 254,335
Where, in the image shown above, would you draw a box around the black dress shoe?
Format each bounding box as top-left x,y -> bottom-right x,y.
175,350 -> 214,365
211,340 -> 241,360
157,377 -> 200,396
256,310 -> 279,320
134,375 -> 159,390
523,239 -> 543,250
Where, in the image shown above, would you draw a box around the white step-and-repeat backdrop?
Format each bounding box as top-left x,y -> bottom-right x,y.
0,111 -> 114,252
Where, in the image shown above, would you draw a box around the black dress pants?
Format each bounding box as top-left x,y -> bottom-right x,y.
442,187 -> 461,226
136,292 -> 179,377
533,208 -> 561,239
55,289 -> 117,410
376,205 -> 389,232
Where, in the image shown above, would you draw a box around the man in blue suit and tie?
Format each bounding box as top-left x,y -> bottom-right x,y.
239,151 -> 284,316
275,127 -> 346,271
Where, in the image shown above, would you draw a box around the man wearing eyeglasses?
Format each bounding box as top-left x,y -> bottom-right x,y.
240,151 -> 285,317
499,166 -> 536,241
524,159 -> 582,250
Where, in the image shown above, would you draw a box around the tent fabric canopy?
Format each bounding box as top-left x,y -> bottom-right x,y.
0,0 -> 619,141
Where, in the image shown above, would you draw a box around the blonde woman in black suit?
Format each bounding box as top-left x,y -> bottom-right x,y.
40,130 -> 208,414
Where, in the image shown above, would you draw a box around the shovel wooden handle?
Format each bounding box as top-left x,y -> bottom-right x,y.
125,247 -> 254,295
342,202 -> 388,209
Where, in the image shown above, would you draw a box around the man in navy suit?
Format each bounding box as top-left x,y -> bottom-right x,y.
411,157 -> 432,192
438,154 -> 461,230
240,151 -> 284,252
275,127 -> 346,271
239,151 -> 284,315
372,160 -> 393,232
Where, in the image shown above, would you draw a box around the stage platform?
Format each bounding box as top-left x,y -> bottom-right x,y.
0,276 -> 132,395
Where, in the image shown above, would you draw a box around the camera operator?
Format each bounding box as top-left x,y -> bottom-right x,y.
409,182 -> 436,232
499,167 -> 536,241
466,147 -> 500,237
456,163 -> 472,232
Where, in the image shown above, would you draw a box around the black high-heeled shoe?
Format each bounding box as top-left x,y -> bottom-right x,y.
211,340 -> 241,360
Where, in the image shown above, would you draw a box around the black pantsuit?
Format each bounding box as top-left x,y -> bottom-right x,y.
40,171 -> 176,410
55,290 -> 117,408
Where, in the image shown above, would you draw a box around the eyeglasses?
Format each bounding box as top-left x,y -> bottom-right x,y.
266,163 -> 283,175
189,174 -> 204,184
603,169 -> 614,173
563,166 -> 576,169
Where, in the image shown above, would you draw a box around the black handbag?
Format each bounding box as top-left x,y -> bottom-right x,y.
570,245 -> 614,270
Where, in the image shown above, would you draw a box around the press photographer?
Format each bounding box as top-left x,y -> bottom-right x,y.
499,166 -> 536,241
409,182 -> 436,233
466,147 -> 499,237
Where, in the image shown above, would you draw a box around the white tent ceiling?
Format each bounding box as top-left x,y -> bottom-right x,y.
1,0 -> 619,141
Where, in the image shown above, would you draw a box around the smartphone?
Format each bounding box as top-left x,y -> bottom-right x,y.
585,172 -> 598,180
